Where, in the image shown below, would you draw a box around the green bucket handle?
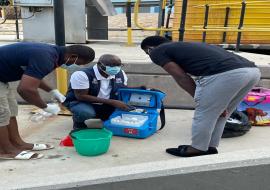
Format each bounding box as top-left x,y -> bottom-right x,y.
69,128 -> 90,140
69,128 -> 109,140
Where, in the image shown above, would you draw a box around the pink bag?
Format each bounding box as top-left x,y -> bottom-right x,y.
238,87 -> 270,126
243,87 -> 270,106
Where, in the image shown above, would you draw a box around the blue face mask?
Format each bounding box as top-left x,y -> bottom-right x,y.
105,66 -> 121,75
100,62 -> 121,76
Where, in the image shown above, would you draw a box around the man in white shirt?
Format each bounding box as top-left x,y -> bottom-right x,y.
64,54 -> 130,129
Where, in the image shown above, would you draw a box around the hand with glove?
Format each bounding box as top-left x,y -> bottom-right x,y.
43,103 -> 61,115
50,89 -> 66,103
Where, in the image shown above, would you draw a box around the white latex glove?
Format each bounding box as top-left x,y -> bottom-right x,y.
50,89 -> 66,103
43,103 -> 61,115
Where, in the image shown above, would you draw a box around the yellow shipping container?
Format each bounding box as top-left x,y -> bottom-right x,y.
172,0 -> 270,44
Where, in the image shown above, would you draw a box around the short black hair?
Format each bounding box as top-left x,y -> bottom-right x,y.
141,36 -> 170,50
66,45 -> 95,62
98,54 -> 121,66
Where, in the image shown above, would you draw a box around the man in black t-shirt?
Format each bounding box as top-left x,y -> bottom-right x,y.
0,43 -> 95,160
141,36 -> 261,157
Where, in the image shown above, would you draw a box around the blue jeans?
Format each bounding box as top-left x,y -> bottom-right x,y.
66,101 -> 115,129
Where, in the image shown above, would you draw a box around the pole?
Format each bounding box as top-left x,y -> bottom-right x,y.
14,6 -> 19,40
202,4 -> 209,42
126,0 -> 133,46
160,0 -> 166,36
179,0 -> 188,41
236,1 -> 246,52
165,0 -> 173,39
222,7 -> 230,43
157,0 -> 164,35
53,0 -> 67,94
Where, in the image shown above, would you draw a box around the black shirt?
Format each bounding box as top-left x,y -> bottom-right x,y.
0,42 -> 66,83
149,42 -> 256,76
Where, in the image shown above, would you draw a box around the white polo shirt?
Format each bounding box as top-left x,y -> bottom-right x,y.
70,65 -> 128,99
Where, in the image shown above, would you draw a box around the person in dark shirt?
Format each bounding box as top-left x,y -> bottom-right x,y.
0,42 -> 95,160
141,36 -> 261,157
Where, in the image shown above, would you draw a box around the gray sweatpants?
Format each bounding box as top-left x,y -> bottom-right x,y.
192,67 -> 261,151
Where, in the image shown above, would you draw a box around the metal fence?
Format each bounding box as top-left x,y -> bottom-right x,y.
0,6 -> 22,40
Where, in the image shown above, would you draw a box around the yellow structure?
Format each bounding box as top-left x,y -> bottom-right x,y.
172,0 -> 270,44
56,68 -> 68,95
0,8 -> 5,19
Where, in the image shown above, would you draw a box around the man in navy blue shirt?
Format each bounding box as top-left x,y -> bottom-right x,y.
141,36 -> 261,157
0,43 -> 95,160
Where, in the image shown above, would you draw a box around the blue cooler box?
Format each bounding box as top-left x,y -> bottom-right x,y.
104,88 -> 166,138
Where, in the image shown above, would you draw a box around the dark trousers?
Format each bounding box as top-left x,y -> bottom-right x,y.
66,101 -> 115,129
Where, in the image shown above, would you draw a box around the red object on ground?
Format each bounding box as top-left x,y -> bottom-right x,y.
60,135 -> 74,147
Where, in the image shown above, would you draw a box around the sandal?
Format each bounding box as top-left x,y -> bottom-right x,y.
166,145 -> 217,157
0,151 -> 44,160
32,144 -> 54,151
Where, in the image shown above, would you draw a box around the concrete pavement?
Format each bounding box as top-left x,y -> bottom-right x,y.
1,105 -> 270,189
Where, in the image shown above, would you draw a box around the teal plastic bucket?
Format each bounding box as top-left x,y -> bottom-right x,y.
70,128 -> 112,156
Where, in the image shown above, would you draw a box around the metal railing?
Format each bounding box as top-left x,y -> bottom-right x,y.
0,5 -> 22,40
124,0 -> 176,45
132,0 -> 270,51
193,0 -> 270,51
134,0 -> 176,32
193,0 -> 270,8
126,0 -> 133,46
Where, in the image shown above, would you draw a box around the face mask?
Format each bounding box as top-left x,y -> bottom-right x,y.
61,64 -> 81,70
61,56 -> 80,70
105,66 -> 121,76
100,62 -> 121,76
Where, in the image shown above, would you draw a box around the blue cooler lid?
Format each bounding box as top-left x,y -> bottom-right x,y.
117,88 -> 166,109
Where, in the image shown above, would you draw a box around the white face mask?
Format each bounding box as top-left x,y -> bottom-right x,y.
61,56 -> 80,70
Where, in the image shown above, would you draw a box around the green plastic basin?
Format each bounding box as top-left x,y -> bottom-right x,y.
70,128 -> 112,156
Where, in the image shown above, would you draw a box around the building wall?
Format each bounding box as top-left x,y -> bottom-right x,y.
21,0 -> 86,43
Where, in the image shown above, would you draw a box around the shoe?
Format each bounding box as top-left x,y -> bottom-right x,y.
0,151 -> 44,160
32,144 -> 54,151
207,147 -> 218,154
166,145 -> 218,157
177,145 -> 218,154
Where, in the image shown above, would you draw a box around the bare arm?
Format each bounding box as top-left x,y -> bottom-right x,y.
163,62 -> 196,97
74,89 -> 112,104
17,75 -> 47,108
39,80 -> 53,92
74,89 -> 130,110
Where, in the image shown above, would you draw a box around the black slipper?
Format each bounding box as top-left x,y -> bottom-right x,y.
177,145 -> 218,155
207,147 -> 218,154
166,145 -> 217,157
